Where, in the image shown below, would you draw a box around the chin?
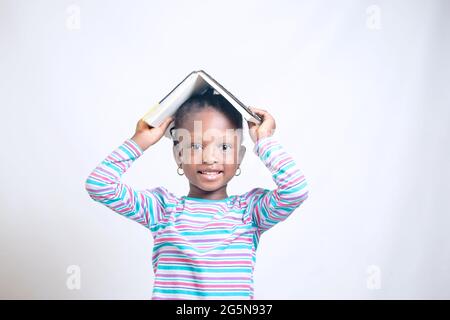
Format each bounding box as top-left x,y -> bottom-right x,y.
195,178 -> 227,191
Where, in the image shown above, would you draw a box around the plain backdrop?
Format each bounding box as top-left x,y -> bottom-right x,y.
0,0 -> 449,299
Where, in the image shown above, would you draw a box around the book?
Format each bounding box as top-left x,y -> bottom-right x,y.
141,70 -> 263,139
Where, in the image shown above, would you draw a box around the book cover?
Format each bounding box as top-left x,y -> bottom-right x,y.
141,70 -> 263,139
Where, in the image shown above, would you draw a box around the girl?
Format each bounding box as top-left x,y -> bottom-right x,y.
85,92 -> 309,299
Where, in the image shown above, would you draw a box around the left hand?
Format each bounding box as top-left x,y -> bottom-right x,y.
247,107 -> 276,143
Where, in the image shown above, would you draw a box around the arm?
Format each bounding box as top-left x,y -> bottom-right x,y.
249,135 -> 309,233
84,138 -> 165,228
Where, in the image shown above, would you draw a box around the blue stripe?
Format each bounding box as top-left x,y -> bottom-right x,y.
157,265 -> 251,273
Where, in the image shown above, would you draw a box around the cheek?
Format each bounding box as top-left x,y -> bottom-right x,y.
222,151 -> 239,165
182,165 -> 198,177
181,151 -> 203,165
223,164 -> 238,175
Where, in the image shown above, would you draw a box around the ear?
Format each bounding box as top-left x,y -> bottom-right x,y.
238,145 -> 246,165
173,144 -> 183,166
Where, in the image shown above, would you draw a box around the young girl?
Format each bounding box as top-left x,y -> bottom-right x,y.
85,92 -> 309,299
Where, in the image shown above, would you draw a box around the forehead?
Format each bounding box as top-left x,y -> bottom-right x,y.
183,108 -> 234,129
179,108 -> 242,141
176,127 -> 241,143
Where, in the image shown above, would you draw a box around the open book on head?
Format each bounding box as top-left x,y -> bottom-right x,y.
141,70 -> 263,139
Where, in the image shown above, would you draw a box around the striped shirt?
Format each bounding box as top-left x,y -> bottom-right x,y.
85,135 -> 309,299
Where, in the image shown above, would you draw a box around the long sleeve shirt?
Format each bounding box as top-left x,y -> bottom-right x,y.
85,135 -> 309,299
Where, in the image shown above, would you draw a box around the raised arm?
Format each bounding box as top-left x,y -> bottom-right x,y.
85,138 -> 166,228
248,135 -> 309,233
245,107 -> 309,233
85,116 -> 174,228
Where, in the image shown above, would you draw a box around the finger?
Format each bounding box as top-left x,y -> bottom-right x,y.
159,116 -> 174,128
250,107 -> 274,122
138,119 -> 153,130
247,120 -> 256,129
249,106 -> 268,113
249,107 -> 269,118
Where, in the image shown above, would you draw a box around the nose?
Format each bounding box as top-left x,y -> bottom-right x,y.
202,145 -> 219,164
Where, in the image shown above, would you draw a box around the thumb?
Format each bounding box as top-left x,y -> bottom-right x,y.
247,120 -> 256,129
247,120 -> 258,134
160,116 -> 174,129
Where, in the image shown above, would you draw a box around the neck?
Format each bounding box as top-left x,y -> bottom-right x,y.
187,183 -> 229,200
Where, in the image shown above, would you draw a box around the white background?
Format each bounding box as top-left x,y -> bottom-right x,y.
1,0 -> 449,299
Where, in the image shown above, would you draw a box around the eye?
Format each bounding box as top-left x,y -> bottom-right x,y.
222,143 -> 232,151
191,143 -> 202,150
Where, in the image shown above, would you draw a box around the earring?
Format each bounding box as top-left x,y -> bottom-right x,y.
177,164 -> 184,176
235,167 -> 241,176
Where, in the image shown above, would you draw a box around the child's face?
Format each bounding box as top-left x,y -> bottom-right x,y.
173,108 -> 246,194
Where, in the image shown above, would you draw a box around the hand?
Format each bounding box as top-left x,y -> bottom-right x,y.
247,107 -> 276,143
131,116 -> 174,151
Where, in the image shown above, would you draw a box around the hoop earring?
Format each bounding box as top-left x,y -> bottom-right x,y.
235,167 -> 241,176
177,165 -> 184,176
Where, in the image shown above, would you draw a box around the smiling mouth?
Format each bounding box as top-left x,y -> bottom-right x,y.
197,171 -> 223,179
197,170 -> 223,175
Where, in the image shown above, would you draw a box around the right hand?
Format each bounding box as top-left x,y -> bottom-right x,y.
131,116 -> 174,151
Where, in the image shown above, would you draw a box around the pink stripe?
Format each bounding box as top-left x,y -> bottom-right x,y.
158,257 -> 252,266
155,281 -> 250,289
89,172 -> 114,184
125,140 -> 141,156
85,135 -> 309,300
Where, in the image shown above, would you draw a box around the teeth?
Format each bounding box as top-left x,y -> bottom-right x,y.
201,171 -> 221,174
